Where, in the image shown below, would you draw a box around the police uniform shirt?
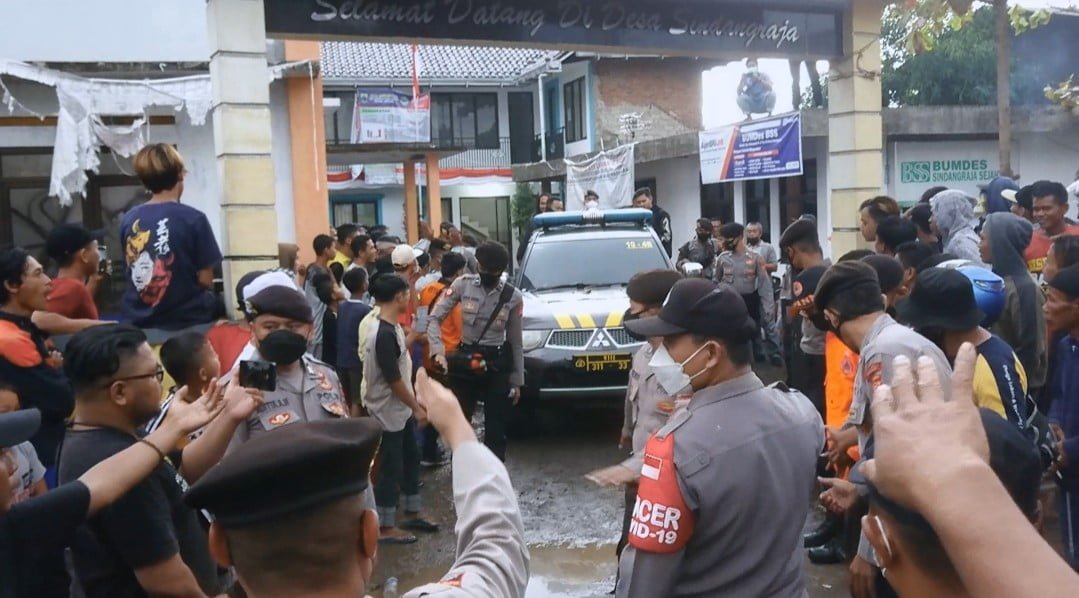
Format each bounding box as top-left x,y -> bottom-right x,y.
427,274 -> 525,387
224,347 -> 349,452
714,250 -> 775,320
617,373 -> 824,597
621,344 -> 690,474
677,238 -> 718,280
747,240 -> 778,269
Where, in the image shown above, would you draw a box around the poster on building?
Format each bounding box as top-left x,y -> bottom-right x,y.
699,113 -> 803,184
564,144 -> 636,210
893,140 -> 1001,205
350,88 -> 431,144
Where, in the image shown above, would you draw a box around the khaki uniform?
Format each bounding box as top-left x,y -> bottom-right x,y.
428,274 -> 524,461
616,373 -> 823,597
715,250 -> 777,358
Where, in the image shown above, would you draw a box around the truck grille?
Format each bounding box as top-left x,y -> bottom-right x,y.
547,329 -> 594,349
606,328 -> 637,346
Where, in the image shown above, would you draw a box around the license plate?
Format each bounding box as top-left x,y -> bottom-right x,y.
574,353 -> 632,373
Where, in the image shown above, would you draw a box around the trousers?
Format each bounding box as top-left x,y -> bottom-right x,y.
374,417 -> 421,527
450,369 -> 512,461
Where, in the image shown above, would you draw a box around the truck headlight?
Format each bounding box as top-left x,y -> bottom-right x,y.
522,330 -> 549,351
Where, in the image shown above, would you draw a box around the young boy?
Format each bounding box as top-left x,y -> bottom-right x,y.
337,268 -> 372,413
0,383 -> 47,505
1044,264 -> 1079,569
144,332 -> 220,435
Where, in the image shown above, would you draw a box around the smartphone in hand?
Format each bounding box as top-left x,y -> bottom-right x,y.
239,360 -> 277,391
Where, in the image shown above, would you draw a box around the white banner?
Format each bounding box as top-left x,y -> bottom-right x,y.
350,88 -> 431,144
564,144 -> 636,211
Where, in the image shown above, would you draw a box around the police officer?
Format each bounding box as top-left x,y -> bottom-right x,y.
714,222 -> 781,365
676,219 -> 718,278
813,261 -> 953,597
617,279 -> 823,597
225,272 -> 350,451
183,369 -> 529,598
428,241 -> 523,462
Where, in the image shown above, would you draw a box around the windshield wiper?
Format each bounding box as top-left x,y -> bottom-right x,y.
532,283 -> 591,292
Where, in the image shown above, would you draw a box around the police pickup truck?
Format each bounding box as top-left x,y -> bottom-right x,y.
515,209 -> 673,403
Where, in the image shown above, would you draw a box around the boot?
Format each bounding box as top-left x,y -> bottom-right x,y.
807,539 -> 848,565
802,515 -> 838,548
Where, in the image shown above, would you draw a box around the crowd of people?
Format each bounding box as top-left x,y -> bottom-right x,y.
2,138 -> 1079,598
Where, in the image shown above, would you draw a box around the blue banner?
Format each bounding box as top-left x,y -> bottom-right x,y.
699,113 -> 803,184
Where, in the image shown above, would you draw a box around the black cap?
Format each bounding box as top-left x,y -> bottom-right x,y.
814,261 -> 881,314
719,222 -> 745,239
0,409 -> 40,449
235,270 -> 266,313
896,268 -> 984,331
1048,264 -> 1079,299
626,269 -> 683,307
860,409 -> 1041,530
779,219 -> 818,250
247,285 -> 314,323
45,224 -> 102,263
789,265 -> 828,318
623,278 -> 756,342
185,419 -> 383,528
861,255 -> 905,295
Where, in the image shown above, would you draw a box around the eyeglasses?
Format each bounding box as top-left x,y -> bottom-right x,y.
101,366 -> 165,388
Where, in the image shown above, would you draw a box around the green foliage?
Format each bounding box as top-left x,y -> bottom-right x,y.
882,6 -> 1050,107
511,182 -> 538,235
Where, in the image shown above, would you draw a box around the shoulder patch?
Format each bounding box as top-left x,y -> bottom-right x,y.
864,358 -> 884,390
628,433 -> 697,554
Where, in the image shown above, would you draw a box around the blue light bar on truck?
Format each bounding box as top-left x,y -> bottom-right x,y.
533,208 -> 653,228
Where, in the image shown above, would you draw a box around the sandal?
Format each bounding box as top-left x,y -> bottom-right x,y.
400,517 -> 440,533
378,529 -> 418,544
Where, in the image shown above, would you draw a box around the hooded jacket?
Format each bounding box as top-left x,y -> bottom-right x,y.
931,190 -> 984,265
982,176 -> 1020,216
984,212 -> 1047,389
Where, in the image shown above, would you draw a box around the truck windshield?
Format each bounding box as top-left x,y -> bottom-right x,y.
520,237 -> 668,291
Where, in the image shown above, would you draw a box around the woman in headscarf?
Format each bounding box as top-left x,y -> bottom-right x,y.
930,189 -> 984,265
979,212 -> 1047,393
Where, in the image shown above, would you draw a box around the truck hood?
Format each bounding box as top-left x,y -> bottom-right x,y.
522,286 -> 630,330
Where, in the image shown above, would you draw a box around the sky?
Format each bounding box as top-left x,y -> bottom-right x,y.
700,0 -> 1076,130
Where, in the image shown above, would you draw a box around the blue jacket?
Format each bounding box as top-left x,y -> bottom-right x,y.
1050,335 -> 1079,490
337,300 -> 372,370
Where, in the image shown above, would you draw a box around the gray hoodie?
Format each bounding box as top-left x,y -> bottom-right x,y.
931,190 -> 983,265
984,212 -> 1047,388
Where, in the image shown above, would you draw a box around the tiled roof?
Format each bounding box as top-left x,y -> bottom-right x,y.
320,42 -> 561,84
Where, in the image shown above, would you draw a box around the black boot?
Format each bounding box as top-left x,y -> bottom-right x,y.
802,515 -> 838,548
807,539 -> 848,565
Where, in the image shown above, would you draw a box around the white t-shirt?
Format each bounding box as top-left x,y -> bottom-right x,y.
1,441 -> 45,504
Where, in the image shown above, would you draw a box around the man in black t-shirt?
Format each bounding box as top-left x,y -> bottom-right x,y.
632,188 -> 672,256
57,325 -> 259,598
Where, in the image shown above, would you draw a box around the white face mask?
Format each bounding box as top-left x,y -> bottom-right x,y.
648,343 -> 709,395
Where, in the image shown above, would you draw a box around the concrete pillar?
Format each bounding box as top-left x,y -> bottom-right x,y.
827,0 -> 885,256
403,160 -> 419,243
425,152 -> 443,232
207,0 -> 279,311
284,40 -> 330,266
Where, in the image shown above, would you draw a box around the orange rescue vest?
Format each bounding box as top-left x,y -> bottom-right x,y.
628,432 -> 696,554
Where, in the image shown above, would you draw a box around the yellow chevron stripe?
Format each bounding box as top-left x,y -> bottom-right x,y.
576,313 -> 597,329
554,314 -> 576,329
605,311 -> 623,328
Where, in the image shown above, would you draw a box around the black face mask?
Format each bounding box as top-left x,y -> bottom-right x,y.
623,308 -> 647,342
697,233 -> 711,242
809,312 -> 833,333
479,272 -> 501,288
259,330 -> 308,365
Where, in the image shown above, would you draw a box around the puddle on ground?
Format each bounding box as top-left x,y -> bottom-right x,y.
376,544 -> 617,597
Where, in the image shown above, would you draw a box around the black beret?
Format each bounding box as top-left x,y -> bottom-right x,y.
626,269 -> 683,306
247,285 -> 314,323
814,261 -> 881,313
184,419 -> 383,528
1049,264 -> 1079,299
719,222 -> 745,239
861,255 -> 905,294
779,219 -> 818,250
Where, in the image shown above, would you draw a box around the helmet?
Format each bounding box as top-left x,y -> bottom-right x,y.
933,260 -> 1006,327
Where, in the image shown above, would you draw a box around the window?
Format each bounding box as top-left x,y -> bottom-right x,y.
520,235 -> 668,291
430,93 -> 500,149
564,78 -> 587,143
780,160 -> 818,230
331,195 -> 381,227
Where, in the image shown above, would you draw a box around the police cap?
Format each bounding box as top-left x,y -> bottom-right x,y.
779,219 -> 818,251
184,418 -> 383,528
813,261 -> 881,314
624,278 -> 756,342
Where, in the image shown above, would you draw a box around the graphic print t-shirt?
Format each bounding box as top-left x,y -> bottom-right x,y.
120,202 -> 222,329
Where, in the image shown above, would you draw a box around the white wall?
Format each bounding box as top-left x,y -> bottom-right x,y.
173,115 -> 223,245
270,81 -> 297,243
0,0 -> 210,62
636,156 -> 702,253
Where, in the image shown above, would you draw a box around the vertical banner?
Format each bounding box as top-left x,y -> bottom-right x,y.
350,87 -> 431,144
699,112 -> 803,184
564,144 -> 636,210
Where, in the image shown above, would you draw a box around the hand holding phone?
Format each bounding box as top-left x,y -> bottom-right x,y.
239,360 -> 277,392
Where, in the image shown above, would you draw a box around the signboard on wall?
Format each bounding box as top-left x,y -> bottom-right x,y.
565,144 -> 635,210
892,140 -> 1001,205
350,88 -> 431,144
265,0 -> 844,59
699,113 -> 803,184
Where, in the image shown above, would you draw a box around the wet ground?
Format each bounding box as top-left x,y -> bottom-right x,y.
371,362 -> 1063,597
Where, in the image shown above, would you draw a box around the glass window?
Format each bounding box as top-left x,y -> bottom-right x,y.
700,181 -> 734,224
780,160 -> 819,230
564,78 -> 587,143
745,179 -> 772,242
1,153 -> 52,178
430,93 -> 500,149
520,235 -> 668,291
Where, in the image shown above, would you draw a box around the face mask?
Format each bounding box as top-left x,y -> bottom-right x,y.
749,66 -> 759,74
479,272 -> 501,288
623,309 -> 647,342
747,236 -> 760,246
809,312 -> 832,333
648,343 -> 709,395
259,330 -> 308,365
697,233 -> 711,242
